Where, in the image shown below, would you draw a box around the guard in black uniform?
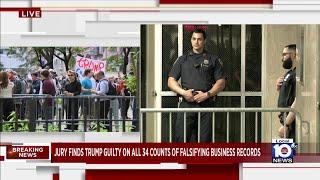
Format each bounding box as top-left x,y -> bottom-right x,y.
276,44 -> 298,140
168,28 -> 226,142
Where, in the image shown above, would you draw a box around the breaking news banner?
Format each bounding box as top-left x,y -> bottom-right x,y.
50,143 -> 272,164
2,142 -> 302,164
6,145 -> 50,159
272,139 -> 297,163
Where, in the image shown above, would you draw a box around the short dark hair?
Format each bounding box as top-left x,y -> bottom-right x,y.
96,71 -> 105,77
31,72 -> 38,77
41,69 -> 50,78
191,28 -> 206,40
285,44 -> 296,52
84,69 -> 92,76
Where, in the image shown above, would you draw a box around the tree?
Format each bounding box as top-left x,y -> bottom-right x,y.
7,47 -> 36,68
7,47 -> 55,69
124,75 -> 137,94
33,47 -> 55,69
128,47 -> 139,76
7,47 -> 86,71
53,47 -> 85,71
106,54 -> 123,72
54,47 -> 72,70
122,47 -> 132,75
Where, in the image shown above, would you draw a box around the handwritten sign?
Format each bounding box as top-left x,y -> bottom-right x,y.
75,56 -> 106,77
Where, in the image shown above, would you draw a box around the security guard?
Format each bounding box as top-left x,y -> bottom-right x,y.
168,28 -> 226,142
276,44 -> 298,140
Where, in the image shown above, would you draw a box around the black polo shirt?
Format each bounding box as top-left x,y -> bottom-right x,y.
65,81 -> 82,96
168,51 -> 225,92
278,68 -> 296,108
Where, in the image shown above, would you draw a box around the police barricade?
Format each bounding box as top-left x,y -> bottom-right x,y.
0,95 -> 138,132
139,108 -> 307,144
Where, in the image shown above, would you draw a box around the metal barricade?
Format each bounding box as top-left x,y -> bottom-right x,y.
0,95 -> 138,133
139,108 -> 303,144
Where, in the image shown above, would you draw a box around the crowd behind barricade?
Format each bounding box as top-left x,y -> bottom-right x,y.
0,68 -> 138,132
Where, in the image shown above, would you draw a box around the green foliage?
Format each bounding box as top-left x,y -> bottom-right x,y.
106,55 -> 124,72
125,123 -> 136,132
55,47 -> 86,70
129,50 -> 139,75
7,47 -> 38,69
124,75 -> 137,94
48,124 -> 59,132
35,123 -> 60,132
2,111 -> 60,132
90,121 -> 109,132
3,111 -> 29,132
6,47 -> 87,71
7,47 -> 52,69
68,56 -> 77,69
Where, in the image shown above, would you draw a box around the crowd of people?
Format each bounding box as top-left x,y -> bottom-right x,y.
0,68 -> 137,132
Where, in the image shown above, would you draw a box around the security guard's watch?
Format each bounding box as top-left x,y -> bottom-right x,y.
207,91 -> 212,98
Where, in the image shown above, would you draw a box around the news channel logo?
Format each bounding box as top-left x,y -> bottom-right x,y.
272,139 -> 297,163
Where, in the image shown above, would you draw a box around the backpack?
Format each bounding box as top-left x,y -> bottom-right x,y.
12,77 -> 23,94
20,79 -> 28,94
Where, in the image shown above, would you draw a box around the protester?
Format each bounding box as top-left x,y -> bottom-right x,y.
0,71 -> 14,121
40,69 -> 56,126
64,70 -> 81,131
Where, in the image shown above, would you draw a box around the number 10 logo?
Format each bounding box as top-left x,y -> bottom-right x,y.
273,144 -> 294,158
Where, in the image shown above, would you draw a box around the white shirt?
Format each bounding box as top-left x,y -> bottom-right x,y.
0,82 -> 14,98
91,77 -> 97,89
